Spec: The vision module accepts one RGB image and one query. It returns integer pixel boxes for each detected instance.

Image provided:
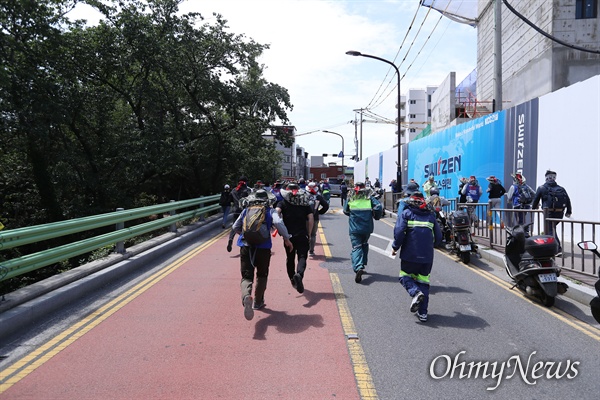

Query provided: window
[428,109,431,117]
[410,128,416,133]
[576,0,597,18]
[320,173,327,179]
[409,114,416,119]
[284,155,291,163]
[428,94,432,102]
[409,100,416,104]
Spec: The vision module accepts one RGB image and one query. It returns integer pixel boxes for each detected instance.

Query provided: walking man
[392,192,442,322]
[343,182,383,283]
[532,170,572,257]
[277,182,314,293]
[231,190,293,320]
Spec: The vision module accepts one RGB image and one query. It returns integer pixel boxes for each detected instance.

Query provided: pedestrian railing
[385,196,598,278]
[0,196,220,284]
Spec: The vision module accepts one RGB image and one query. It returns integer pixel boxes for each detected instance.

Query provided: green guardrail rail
[0,195,220,283]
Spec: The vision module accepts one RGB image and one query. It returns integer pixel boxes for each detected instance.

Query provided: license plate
[459,244,471,252]
[538,273,557,283]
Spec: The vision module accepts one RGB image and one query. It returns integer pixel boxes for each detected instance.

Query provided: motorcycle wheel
[539,291,555,307]
[590,297,600,324]
[459,252,470,264]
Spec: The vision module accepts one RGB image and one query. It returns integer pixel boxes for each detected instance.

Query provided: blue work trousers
[399,260,432,314]
[350,232,370,272]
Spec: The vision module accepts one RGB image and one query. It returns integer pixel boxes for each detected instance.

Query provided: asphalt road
[321,204,600,399]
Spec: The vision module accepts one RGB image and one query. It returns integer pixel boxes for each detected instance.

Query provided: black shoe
[293,273,304,293]
[355,268,365,283]
[226,240,233,253]
[291,278,297,289]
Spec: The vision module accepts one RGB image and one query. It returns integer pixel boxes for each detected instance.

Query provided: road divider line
[320,225,378,399]
[0,231,228,394]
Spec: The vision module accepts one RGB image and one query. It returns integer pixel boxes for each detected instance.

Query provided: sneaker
[410,291,425,313]
[555,251,563,257]
[243,295,254,320]
[355,268,365,284]
[226,240,233,253]
[252,300,266,310]
[416,312,428,322]
[293,273,304,294]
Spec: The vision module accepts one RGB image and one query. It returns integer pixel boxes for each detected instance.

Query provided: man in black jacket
[532,170,572,257]
[276,183,314,293]
[306,182,329,256]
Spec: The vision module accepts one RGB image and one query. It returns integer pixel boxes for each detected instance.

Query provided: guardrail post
[199,196,205,221]
[115,208,125,254]
[169,200,177,232]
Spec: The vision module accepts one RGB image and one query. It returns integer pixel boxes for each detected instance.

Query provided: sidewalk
[1,224,361,399]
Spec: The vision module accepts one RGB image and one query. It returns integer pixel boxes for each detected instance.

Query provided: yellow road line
[437,249,600,341]
[0,230,228,394]
[319,223,378,399]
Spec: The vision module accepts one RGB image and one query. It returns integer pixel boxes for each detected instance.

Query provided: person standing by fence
[506,173,536,234]
[486,176,506,227]
[532,170,572,257]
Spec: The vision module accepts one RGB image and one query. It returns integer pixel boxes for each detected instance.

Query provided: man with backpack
[507,173,535,233]
[532,170,572,257]
[276,182,314,294]
[227,177,251,252]
[232,189,293,320]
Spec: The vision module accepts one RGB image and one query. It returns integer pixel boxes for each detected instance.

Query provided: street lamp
[321,130,345,179]
[346,50,403,192]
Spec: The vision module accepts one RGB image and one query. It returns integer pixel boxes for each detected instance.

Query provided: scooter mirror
[578,241,598,251]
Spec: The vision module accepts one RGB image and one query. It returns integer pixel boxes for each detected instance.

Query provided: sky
[69,0,478,166]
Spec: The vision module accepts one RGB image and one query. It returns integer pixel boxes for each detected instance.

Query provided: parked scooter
[427,191,452,244]
[504,223,568,307]
[447,208,479,263]
[576,241,600,323]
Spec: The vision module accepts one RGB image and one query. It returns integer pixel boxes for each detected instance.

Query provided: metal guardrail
[0,195,219,283]
[384,194,598,279]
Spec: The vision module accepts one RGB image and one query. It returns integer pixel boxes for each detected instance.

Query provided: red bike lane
[1,230,361,399]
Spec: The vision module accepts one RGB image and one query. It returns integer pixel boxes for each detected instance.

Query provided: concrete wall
[477,0,600,108]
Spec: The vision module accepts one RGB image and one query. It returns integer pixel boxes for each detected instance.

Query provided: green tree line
[0,0,293,231]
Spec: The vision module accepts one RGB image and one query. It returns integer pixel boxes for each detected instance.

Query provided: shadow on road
[419,311,490,330]
[252,308,325,340]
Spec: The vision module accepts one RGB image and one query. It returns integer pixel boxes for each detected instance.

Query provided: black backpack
[517,185,533,204]
[546,185,569,210]
[242,205,270,245]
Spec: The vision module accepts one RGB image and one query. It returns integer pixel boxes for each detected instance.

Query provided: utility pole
[353,108,365,161]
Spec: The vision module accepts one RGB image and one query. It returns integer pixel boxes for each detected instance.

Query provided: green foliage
[0,0,293,231]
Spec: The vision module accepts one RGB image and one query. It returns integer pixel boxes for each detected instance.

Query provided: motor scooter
[576,241,600,323]
[504,223,568,307]
[447,208,479,263]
